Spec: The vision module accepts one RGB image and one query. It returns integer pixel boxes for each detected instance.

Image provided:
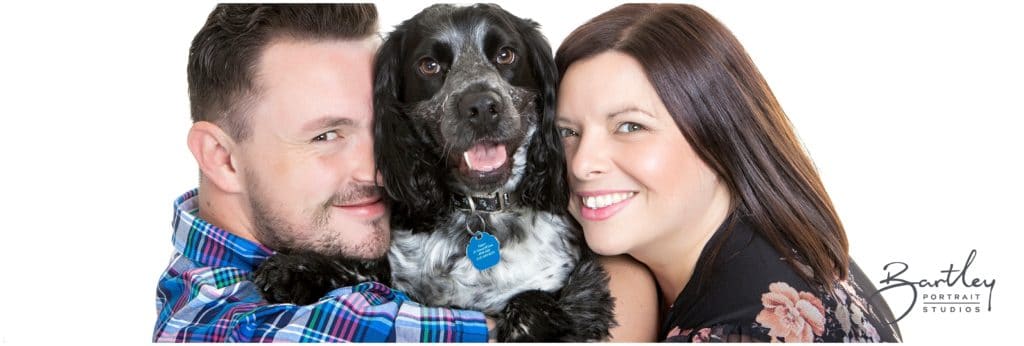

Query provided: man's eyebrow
[608,106,655,119]
[301,116,355,133]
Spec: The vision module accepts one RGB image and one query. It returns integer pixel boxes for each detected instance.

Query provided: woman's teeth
[582,192,635,209]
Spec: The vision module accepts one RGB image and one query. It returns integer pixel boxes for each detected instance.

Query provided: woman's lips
[333,196,385,218]
[576,191,636,221]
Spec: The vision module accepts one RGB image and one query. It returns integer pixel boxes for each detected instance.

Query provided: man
[153,4,489,342]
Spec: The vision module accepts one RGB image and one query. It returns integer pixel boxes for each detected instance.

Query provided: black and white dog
[255,4,614,341]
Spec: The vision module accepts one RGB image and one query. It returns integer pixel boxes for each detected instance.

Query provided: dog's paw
[557,256,617,341]
[495,289,571,342]
[252,253,339,305]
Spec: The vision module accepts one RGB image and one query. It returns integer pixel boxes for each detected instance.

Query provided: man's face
[236,37,388,259]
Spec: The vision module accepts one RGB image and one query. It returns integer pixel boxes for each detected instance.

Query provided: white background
[0,0,1020,344]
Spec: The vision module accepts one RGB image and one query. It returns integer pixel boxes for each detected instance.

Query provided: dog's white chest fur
[389,210,579,314]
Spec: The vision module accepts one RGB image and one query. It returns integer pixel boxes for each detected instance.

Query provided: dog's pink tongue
[464,143,507,172]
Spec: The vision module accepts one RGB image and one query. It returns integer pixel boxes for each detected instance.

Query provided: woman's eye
[615,122,645,133]
[558,127,578,138]
[312,131,339,142]
[495,47,516,65]
[418,57,442,75]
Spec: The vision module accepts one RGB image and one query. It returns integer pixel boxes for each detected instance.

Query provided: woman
[557,4,902,342]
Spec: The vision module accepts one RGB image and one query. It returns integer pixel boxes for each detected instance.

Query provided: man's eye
[558,127,578,138]
[615,122,645,133]
[312,131,339,142]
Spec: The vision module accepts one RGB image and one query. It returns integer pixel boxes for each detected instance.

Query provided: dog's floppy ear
[514,18,569,215]
[374,27,447,226]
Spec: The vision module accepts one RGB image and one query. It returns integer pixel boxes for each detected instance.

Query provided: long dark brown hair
[556,4,849,288]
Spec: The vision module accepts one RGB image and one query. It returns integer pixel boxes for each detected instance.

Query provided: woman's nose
[569,131,611,181]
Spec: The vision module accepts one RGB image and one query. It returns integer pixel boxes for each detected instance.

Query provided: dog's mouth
[454,140,514,189]
[461,141,507,173]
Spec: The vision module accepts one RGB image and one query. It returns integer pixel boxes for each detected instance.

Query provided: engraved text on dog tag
[466,231,501,271]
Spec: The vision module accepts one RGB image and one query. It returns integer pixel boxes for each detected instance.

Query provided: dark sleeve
[662,225,802,342]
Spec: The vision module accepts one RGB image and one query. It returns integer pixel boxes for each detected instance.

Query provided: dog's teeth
[463,151,473,170]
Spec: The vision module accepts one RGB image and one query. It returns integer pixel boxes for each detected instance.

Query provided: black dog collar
[453,191,513,212]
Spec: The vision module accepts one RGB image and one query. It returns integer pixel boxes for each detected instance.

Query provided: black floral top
[662,214,902,342]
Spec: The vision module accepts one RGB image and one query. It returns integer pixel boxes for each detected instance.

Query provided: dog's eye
[495,47,516,65]
[418,58,442,75]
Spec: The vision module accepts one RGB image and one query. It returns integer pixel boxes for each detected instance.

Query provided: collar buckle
[453,191,512,212]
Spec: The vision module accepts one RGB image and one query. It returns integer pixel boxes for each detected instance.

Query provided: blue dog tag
[466,231,501,271]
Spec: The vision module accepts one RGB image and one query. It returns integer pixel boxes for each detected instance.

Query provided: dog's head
[375,4,566,222]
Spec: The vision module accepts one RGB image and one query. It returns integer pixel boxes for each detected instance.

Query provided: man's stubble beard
[244,171,390,260]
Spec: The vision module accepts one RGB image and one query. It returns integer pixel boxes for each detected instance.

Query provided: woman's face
[556,51,727,256]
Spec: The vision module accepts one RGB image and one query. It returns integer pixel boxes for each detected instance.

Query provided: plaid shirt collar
[171,189,275,272]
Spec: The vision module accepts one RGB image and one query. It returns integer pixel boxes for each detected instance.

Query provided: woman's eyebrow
[607,106,655,119]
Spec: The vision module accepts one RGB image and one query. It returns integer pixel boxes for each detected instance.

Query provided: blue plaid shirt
[153,189,489,342]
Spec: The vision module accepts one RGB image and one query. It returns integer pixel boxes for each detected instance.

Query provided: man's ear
[187,121,244,193]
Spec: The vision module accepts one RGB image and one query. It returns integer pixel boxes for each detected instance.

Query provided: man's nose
[458,91,503,125]
[351,134,378,184]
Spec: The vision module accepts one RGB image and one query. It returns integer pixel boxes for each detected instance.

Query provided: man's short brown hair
[187,4,378,140]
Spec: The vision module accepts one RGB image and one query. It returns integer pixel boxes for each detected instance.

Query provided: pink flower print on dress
[755,282,826,342]
[691,327,712,343]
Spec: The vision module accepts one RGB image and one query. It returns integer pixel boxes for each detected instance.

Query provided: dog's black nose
[459,91,502,123]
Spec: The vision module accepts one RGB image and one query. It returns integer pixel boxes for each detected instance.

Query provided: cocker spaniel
[255,4,615,342]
